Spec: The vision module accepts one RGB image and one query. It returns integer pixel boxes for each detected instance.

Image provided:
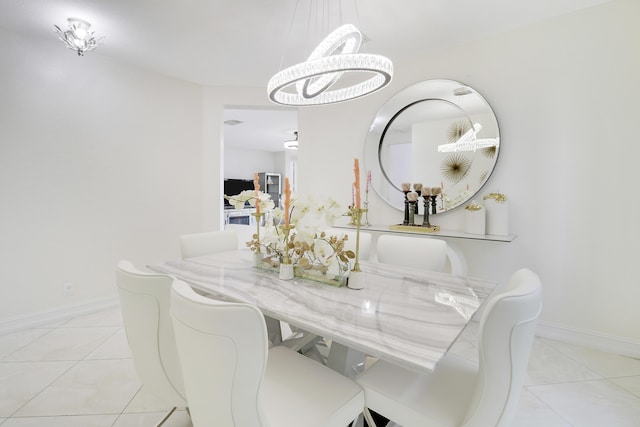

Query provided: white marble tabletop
[150,251,496,373]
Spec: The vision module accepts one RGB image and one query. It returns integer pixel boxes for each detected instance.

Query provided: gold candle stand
[251,212,264,250]
[279,224,294,265]
[352,208,367,273]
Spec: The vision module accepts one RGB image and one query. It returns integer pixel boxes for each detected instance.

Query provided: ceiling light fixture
[54,18,103,56]
[438,123,500,153]
[284,131,299,150]
[268,2,393,106]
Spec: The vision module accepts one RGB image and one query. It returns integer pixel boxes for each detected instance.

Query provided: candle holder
[278,224,294,280]
[408,201,416,225]
[351,208,367,273]
[363,192,371,226]
[422,197,431,227]
[279,224,294,265]
[430,195,438,215]
[402,191,410,225]
[251,212,265,266]
[348,208,367,289]
[348,205,357,225]
[251,212,264,246]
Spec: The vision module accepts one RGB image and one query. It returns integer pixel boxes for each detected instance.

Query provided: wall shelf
[333,224,516,276]
[334,224,516,243]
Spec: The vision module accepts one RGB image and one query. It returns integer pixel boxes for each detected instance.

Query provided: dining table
[149,250,497,378]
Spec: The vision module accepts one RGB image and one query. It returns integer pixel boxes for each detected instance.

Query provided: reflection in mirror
[365,80,500,213]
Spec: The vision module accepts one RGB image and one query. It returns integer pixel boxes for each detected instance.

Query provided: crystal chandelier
[54,18,103,56]
[268,2,393,106]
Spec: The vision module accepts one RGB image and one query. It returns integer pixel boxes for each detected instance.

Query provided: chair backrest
[326,228,372,263]
[179,230,238,259]
[170,280,269,427]
[224,223,263,249]
[376,234,448,272]
[115,260,187,406]
[463,268,542,427]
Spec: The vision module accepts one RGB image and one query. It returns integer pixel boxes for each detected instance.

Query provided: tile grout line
[524,384,576,426]
[2,311,126,422]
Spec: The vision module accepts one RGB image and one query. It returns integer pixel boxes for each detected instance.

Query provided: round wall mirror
[364,79,500,213]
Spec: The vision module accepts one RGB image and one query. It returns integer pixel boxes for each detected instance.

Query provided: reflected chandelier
[54,18,103,56]
[268,4,393,106]
[437,123,500,153]
[284,131,299,150]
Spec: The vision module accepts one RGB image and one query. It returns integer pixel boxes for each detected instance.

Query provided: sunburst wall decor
[481,145,497,158]
[446,120,471,142]
[441,153,472,184]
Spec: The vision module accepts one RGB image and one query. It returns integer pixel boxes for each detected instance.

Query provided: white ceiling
[0,0,611,151]
[223,107,298,152]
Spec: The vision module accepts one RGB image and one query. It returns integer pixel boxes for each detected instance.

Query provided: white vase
[485,198,509,236]
[279,263,294,280]
[464,206,486,235]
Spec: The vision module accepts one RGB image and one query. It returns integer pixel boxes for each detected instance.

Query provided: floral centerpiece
[225,190,274,213]
[248,193,355,286]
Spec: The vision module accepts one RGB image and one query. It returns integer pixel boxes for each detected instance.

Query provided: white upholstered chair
[179,230,238,259]
[356,268,542,427]
[376,234,448,272]
[115,261,188,426]
[224,223,258,249]
[180,228,318,349]
[170,280,365,427]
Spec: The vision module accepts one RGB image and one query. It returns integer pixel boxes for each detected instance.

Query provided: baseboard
[537,320,640,359]
[0,296,120,335]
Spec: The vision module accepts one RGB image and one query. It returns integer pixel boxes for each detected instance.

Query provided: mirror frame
[364,79,500,213]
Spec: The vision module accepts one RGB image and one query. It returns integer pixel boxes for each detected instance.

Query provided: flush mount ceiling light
[267,1,393,106]
[438,123,500,153]
[54,18,103,56]
[284,131,299,150]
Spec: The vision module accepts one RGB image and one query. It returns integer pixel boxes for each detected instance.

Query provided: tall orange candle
[353,158,361,209]
[284,177,291,226]
[253,172,260,214]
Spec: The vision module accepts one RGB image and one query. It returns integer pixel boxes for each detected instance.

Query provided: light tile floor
[1,307,639,426]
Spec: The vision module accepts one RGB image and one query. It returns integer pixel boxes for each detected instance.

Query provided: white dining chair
[224,223,258,249]
[179,230,238,259]
[356,268,542,427]
[376,234,448,272]
[170,279,365,427]
[180,228,319,349]
[115,260,188,426]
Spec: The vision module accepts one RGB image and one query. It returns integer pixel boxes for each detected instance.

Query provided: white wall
[297,0,640,348]
[224,147,276,179]
[0,28,203,320]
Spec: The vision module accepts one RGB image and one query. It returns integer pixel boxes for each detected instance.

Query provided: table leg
[326,342,366,380]
[264,316,282,346]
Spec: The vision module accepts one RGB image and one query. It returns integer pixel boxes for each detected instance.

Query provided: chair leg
[363,408,378,427]
[154,406,177,427]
